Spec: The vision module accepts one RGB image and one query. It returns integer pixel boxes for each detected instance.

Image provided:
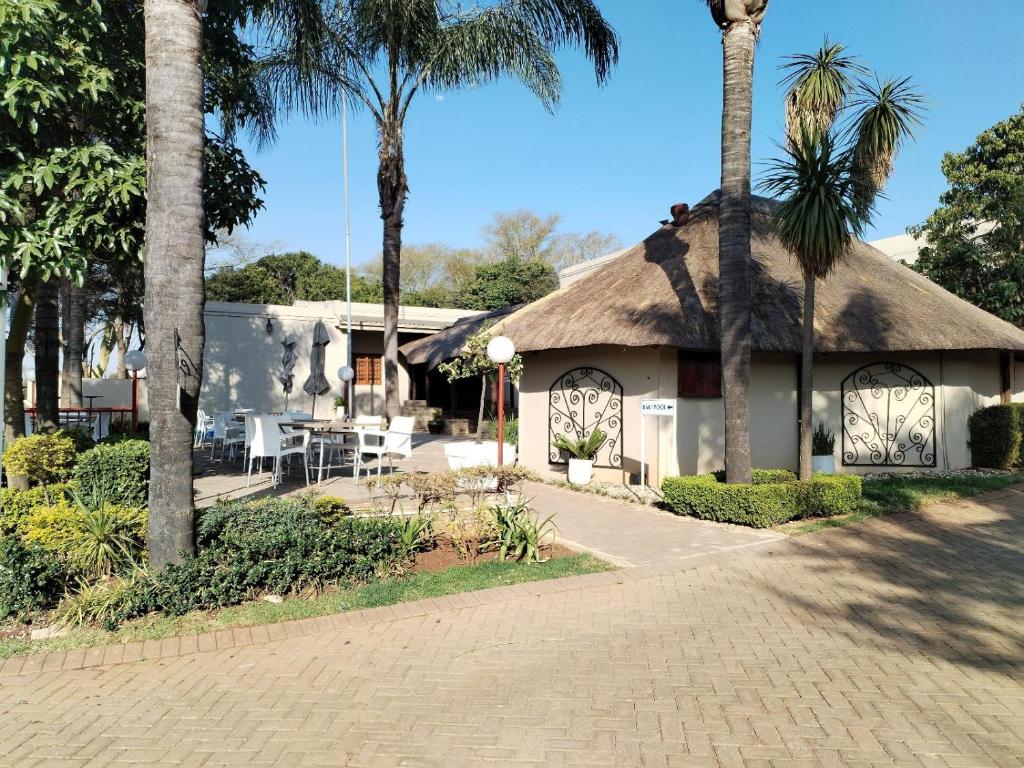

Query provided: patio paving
[192,435,780,568]
[2,485,1022,766]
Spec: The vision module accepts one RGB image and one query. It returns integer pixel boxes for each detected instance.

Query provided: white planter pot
[335,406,346,419]
[443,441,517,470]
[811,454,836,474]
[567,458,594,485]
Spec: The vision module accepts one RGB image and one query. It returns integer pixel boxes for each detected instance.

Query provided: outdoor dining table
[282,419,386,483]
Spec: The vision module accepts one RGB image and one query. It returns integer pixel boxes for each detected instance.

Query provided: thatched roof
[496,192,1024,354]
[399,305,520,368]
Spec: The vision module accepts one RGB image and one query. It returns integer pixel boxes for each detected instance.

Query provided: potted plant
[333,396,346,419]
[552,429,607,485]
[427,408,445,435]
[811,423,836,473]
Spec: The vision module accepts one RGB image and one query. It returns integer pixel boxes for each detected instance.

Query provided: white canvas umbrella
[302,321,331,416]
[279,333,297,410]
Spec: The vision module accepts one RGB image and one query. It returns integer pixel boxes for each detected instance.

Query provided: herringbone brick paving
[1,487,1022,767]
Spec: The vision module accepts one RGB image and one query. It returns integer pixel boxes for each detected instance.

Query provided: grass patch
[778,473,1023,535]
[0,553,613,660]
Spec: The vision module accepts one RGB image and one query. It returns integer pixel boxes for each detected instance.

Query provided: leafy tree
[760,42,924,479]
[455,257,558,310]
[264,0,619,420]
[483,209,622,271]
[704,0,768,484]
[438,322,523,442]
[206,252,381,305]
[911,107,1024,328]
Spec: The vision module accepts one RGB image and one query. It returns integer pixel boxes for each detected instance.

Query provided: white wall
[1014,359,1024,403]
[518,346,1006,482]
[202,304,349,418]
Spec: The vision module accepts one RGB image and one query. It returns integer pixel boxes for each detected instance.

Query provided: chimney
[670,203,690,227]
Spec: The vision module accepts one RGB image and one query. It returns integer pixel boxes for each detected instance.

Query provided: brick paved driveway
[1,486,1022,767]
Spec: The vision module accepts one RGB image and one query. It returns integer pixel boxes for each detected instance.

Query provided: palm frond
[417,4,563,111]
[759,129,869,280]
[847,75,926,192]
[780,39,865,146]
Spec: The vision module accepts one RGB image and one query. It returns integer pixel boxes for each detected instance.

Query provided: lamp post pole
[497,362,505,466]
[130,370,139,433]
[124,350,147,435]
[485,336,515,468]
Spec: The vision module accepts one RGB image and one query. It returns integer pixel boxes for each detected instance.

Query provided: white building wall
[517,346,1006,482]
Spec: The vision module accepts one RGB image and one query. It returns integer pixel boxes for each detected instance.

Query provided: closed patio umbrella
[279,333,297,410]
[302,321,331,416]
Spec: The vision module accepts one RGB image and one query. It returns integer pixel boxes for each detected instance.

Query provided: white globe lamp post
[338,365,355,419]
[124,350,148,432]
[485,336,515,466]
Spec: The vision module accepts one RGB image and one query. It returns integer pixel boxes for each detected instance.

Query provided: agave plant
[552,429,607,461]
[398,513,435,558]
[489,499,555,563]
[66,491,147,579]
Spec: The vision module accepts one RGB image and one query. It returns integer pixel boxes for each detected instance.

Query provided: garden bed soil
[410,540,575,572]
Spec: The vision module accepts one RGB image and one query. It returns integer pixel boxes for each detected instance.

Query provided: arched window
[549,367,623,468]
[841,362,936,467]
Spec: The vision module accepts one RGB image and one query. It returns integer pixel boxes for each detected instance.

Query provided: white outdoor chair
[355,416,414,480]
[194,409,214,448]
[246,415,310,488]
[210,411,244,460]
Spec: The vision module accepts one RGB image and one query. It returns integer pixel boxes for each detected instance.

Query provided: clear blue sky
[230,0,1024,271]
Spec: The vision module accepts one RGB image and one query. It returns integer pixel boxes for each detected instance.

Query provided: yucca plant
[552,429,607,461]
[66,491,147,579]
[760,40,924,480]
[398,513,434,558]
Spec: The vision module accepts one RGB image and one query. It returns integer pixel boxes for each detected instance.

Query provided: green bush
[661,472,863,528]
[710,468,798,484]
[2,432,77,485]
[0,483,75,536]
[0,535,70,620]
[61,427,96,454]
[968,404,1024,469]
[20,496,147,578]
[73,439,150,507]
[117,498,405,620]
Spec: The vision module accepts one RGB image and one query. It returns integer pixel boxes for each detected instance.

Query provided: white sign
[641,399,676,416]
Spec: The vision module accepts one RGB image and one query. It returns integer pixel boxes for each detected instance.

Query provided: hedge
[661,473,863,528]
[968,404,1024,470]
[73,439,150,507]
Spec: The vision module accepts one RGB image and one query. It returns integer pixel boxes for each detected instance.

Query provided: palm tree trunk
[378,121,407,422]
[60,278,86,408]
[798,274,815,480]
[718,19,757,484]
[34,277,61,434]
[5,275,38,463]
[143,0,205,566]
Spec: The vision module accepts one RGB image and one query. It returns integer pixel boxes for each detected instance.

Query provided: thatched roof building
[496,192,1024,354]
[400,305,519,368]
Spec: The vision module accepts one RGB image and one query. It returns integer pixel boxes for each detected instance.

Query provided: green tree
[705,0,768,484]
[761,42,924,479]
[206,252,382,305]
[911,107,1024,328]
[438,322,523,442]
[266,0,619,420]
[455,257,558,310]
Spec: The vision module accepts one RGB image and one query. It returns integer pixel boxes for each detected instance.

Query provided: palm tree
[705,0,768,484]
[142,0,336,567]
[143,0,207,566]
[761,43,924,479]
[265,0,618,420]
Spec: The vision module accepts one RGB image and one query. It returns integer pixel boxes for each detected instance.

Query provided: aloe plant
[811,423,835,455]
[552,429,607,461]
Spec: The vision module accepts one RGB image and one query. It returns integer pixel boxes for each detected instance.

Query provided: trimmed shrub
[710,468,798,484]
[0,535,70,620]
[661,472,863,528]
[803,475,862,517]
[61,427,96,454]
[116,498,405,620]
[0,483,75,536]
[2,433,77,485]
[967,404,1024,470]
[73,439,150,507]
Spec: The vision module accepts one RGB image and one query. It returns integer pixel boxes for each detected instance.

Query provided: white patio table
[283,418,385,483]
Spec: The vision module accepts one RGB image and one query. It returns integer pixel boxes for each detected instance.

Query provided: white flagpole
[342,92,354,419]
